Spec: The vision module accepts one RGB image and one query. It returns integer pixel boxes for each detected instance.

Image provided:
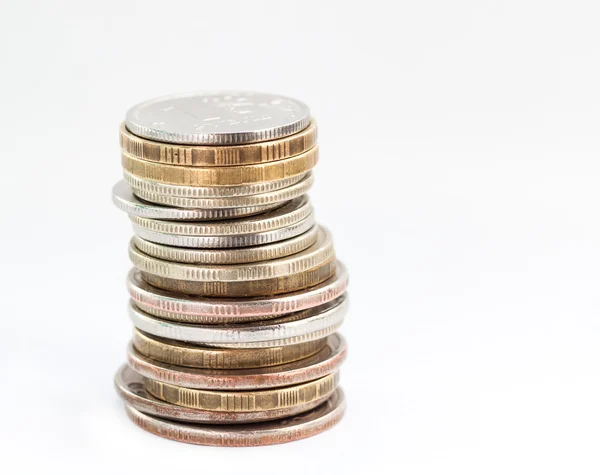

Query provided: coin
[132,328,327,369]
[141,256,335,297]
[146,371,338,411]
[128,295,348,347]
[124,388,345,445]
[112,181,279,220]
[124,171,306,198]
[125,92,311,145]
[126,262,348,323]
[131,172,313,209]
[129,226,334,282]
[131,226,319,264]
[122,145,318,186]
[120,120,317,166]
[127,333,346,390]
[115,365,331,424]
[134,215,315,250]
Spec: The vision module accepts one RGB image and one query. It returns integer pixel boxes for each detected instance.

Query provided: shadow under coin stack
[112,92,349,447]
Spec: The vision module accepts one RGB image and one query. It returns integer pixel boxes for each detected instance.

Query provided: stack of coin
[112,92,349,447]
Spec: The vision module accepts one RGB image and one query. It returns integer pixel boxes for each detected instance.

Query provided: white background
[1,1,599,473]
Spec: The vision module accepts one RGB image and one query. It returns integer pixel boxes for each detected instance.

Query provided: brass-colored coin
[145,371,339,412]
[132,328,327,369]
[131,226,319,264]
[140,257,336,297]
[129,226,334,282]
[120,121,318,167]
[121,146,318,186]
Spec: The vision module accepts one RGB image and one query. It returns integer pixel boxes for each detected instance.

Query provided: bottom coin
[114,365,332,424]
[123,387,345,447]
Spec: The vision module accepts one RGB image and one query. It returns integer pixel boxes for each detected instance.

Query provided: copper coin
[127,333,346,390]
[123,388,346,446]
[132,328,327,369]
[115,365,329,424]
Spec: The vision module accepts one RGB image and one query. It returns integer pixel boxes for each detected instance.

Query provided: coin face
[125,92,311,145]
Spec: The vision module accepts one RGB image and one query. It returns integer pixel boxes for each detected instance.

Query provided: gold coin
[145,371,339,412]
[140,257,336,297]
[121,146,318,186]
[120,121,317,167]
[132,328,327,369]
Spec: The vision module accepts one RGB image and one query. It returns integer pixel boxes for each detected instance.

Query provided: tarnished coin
[120,121,317,167]
[125,92,311,145]
[115,365,331,424]
[141,256,335,297]
[129,226,334,282]
[112,181,279,220]
[128,295,348,347]
[146,371,338,411]
[131,172,313,209]
[124,388,345,445]
[124,171,306,198]
[131,226,319,265]
[127,262,349,323]
[132,328,327,369]
[122,146,318,186]
[127,333,346,390]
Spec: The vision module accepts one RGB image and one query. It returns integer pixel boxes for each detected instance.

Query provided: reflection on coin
[132,172,313,209]
[128,295,348,347]
[127,333,346,390]
[112,181,279,220]
[129,226,333,282]
[132,328,327,369]
[126,262,349,323]
[124,171,306,198]
[146,371,338,411]
[131,226,319,264]
[120,121,317,167]
[125,92,311,145]
[122,146,318,186]
[115,365,330,424]
[124,387,345,445]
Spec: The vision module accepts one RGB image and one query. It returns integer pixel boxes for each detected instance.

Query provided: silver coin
[122,388,346,446]
[132,214,315,249]
[128,295,348,347]
[114,365,330,424]
[126,333,346,389]
[129,226,334,282]
[124,171,306,198]
[112,181,279,220]
[131,172,314,209]
[126,261,349,323]
[125,92,311,145]
[131,226,319,265]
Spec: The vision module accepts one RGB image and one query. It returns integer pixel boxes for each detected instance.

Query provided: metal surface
[124,170,306,198]
[125,92,311,145]
[120,120,317,166]
[115,365,331,424]
[131,226,319,264]
[145,371,338,411]
[121,145,318,186]
[129,226,333,282]
[126,262,349,323]
[112,181,279,220]
[128,295,348,346]
[127,333,346,389]
[132,328,327,369]
[131,172,313,209]
[124,388,345,445]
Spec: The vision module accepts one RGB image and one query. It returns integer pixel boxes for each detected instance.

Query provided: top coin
[125,92,311,145]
